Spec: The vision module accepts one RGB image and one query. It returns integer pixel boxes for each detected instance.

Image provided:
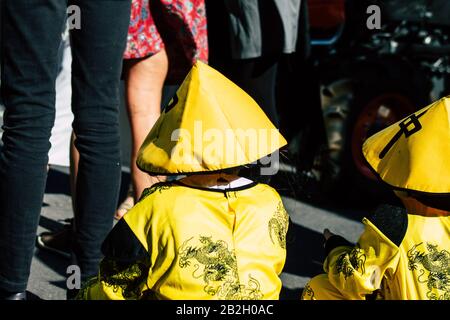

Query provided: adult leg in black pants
[69,0,131,294]
[0,0,131,299]
[227,58,280,128]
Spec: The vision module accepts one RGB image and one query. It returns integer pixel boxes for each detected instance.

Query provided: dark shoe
[26,291,42,300]
[1,291,42,300]
[36,223,72,259]
[0,291,26,300]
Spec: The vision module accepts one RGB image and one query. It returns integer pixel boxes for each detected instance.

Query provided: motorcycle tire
[327,77,429,208]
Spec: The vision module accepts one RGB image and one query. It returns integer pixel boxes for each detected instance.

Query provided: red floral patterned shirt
[124,0,208,83]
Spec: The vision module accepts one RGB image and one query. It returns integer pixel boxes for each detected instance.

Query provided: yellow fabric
[302,214,450,300]
[137,61,287,174]
[362,96,450,193]
[81,182,288,300]
[301,274,350,300]
[78,258,151,300]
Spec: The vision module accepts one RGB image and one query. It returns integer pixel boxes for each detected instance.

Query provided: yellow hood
[137,61,287,175]
[362,96,450,194]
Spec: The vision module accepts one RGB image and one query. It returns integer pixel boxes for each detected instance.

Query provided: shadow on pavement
[280,287,304,300]
[49,280,69,291]
[279,223,324,300]
[284,223,324,279]
[34,249,68,278]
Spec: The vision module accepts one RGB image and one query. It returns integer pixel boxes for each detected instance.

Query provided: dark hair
[411,193,450,211]
[219,167,242,175]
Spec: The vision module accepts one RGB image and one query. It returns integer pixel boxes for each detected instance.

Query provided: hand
[323,228,335,241]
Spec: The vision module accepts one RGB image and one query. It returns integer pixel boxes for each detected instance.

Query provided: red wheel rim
[351,93,416,180]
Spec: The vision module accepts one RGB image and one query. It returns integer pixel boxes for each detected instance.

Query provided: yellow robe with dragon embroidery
[302,212,450,300]
[78,181,288,300]
[302,96,450,300]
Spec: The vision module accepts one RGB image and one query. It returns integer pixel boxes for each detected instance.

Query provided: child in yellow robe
[77,61,289,300]
[302,97,450,300]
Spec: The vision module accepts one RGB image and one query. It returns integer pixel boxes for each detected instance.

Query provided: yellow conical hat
[137,61,287,175]
[362,96,450,194]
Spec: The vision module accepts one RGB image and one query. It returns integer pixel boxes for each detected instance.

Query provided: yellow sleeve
[77,184,170,300]
[324,218,400,299]
[77,258,151,300]
[269,197,289,275]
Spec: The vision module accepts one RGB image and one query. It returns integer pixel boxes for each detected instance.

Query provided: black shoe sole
[36,235,71,259]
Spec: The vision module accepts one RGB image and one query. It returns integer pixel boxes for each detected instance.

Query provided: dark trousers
[227,58,280,127]
[0,0,131,292]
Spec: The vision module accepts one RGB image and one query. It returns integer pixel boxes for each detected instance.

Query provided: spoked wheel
[330,79,428,207]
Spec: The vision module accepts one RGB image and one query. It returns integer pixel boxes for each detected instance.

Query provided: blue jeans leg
[0,0,67,292]
[69,0,131,282]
